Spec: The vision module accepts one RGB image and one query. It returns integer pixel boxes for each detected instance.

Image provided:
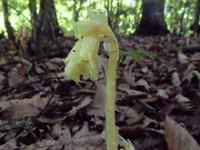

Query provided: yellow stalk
[64,10,135,150]
[105,50,119,150]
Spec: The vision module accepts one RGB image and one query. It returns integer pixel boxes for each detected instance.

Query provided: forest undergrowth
[0,35,200,150]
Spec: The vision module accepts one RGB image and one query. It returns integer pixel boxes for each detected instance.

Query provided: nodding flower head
[64,10,118,83]
[64,36,99,83]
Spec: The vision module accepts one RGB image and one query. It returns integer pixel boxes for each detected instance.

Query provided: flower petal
[88,9,108,25]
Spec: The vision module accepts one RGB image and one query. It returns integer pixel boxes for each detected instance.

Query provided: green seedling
[64,10,135,150]
[175,47,183,53]
[120,49,155,64]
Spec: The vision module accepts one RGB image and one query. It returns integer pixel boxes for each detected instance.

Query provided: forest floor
[0,35,200,150]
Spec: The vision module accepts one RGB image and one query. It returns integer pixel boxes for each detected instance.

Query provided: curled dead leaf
[164,116,200,150]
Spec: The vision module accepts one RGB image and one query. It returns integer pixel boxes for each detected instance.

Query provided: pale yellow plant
[64,10,135,150]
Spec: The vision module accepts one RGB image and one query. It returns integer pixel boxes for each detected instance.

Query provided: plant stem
[105,49,119,150]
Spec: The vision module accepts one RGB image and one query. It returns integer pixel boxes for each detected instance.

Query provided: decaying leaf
[0,72,6,90]
[164,116,200,150]
[136,79,150,92]
[67,97,93,116]
[175,94,190,103]
[182,70,200,90]
[2,104,40,119]
[178,52,189,64]
[0,139,17,150]
[172,72,181,87]
[0,93,49,119]
[7,67,26,87]
[157,89,169,99]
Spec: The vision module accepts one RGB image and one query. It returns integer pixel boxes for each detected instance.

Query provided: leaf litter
[0,35,200,149]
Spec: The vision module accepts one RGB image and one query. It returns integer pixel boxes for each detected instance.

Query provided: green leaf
[176,47,183,53]
[119,50,128,58]
[119,50,142,64]
[87,9,108,25]
[131,51,143,64]
[136,49,155,60]
[119,49,155,64]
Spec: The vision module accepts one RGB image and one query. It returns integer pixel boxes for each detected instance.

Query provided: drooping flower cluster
[64,11,115,83]
[64,10,135,150]
[64,36,100,82]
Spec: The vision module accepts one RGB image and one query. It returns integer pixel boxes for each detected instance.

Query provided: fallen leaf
[33,62,45,74]
[123,65,136,87]
[52,123,72,146]
[140,95,160,103]
[164,116,200,150]
[136,79,150,92]
[0,93,49,119]
[67,97,93,116]
[118,84,147,98]
[118,106,143,125]
[178,52,189,64]
[0,139,17,150]
[7,68,25,87]
[157,89,169,99]
[45,61,57,71]
[2,104,40,119]
[172,72,181,87]
[0,72,6,90]
[175,94,190,103]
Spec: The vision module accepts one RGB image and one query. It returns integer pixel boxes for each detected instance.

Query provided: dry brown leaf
[67,97,93,116]
[2,104,40,119]
[73,134,105,150]
[0,139,17,150]
[0,72,6,90]
[143,116,159,127]
[25,138,63,150]
[37,116,66,124]
[191,53,200,62]
[34,63,45,74]
[0,93,49,119]
[141,66,149,73]
[52,123,72,147]
[136,79,150,92]
[72,123,105,150]
[157,89,169,99]
[0,92,49,111]
[118,84,147,97]
[118,106,143,125]
[175,94,190,103]
[172,72,181,87]
[140,95,160,103]
[7,68,25,87]
[45,61,57,71]
[164,116,200,150]
[31,93,49,109]
[123,65,136,87]
[178,52,189,64]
